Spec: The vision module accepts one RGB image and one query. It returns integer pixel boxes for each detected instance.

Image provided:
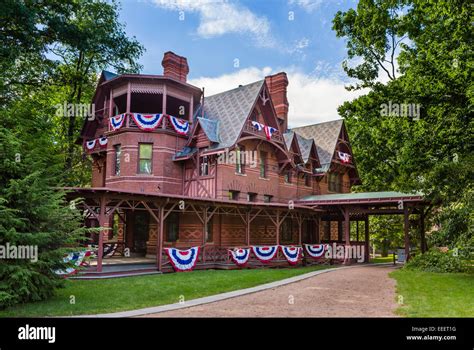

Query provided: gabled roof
[292,119,343,166]
[196,117,220,143]
[195,80,265,150]
[294,133,315,164]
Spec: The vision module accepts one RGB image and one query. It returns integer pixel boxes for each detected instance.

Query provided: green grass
[0,265,331,317]
[370,254,396,264]
[390,269,474,317]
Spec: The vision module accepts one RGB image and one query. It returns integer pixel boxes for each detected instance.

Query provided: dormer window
[200,156,209,176]
[284,171,292,183]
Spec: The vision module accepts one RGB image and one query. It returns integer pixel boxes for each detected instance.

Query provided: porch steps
[73,263,160,280]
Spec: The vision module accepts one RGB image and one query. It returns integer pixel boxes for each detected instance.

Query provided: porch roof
[297,191,425,205]
[63,187,319,211]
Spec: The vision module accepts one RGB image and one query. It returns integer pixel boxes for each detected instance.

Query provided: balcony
[242,120,284,143]
[105,112,191,137]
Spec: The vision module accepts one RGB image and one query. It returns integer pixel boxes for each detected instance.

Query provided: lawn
[390,269,474,317]
[0,265,331,317]
[370,254,396,264]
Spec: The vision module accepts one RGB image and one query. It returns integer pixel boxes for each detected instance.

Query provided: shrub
[405,249,468,273]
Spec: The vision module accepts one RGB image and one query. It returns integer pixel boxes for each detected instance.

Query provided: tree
[333,0,473,253]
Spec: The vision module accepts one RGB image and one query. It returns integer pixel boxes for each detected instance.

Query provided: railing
[242,120,284,143]
[106,112,190,135]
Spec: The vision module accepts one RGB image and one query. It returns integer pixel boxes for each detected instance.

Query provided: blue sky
[118,0,365,126]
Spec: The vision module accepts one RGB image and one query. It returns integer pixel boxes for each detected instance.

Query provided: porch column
[420,209,426,253]
[404,205,410,261]
[157,205,164,271]
[364,215,370,263]
[298,214,302,246]
[246,210,250,246]
[356,220,359,241]
[162,84,167,130]
[315,216,321,243]
[276,210,280,246]
[126,82,131,115]
[343,207,351,265]
[202,206,208,246]
[97,195,107,272]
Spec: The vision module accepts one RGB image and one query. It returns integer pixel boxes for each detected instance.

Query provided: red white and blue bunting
[251,121,264,131]
[251,245,279,263]
[165,246,200,272]
[168,115,190,135]
[55,250,92,276]
[281,245,302,265]
[98,136,108,148]
[84,137,107,152]
[228,248,250,266]
[85,139,96,151]
[337,151,351,163]
[132,113,164,131]
[109,113,126,131]
[264,125,277,140]
[304,244,328,259]
[102,243,118,258]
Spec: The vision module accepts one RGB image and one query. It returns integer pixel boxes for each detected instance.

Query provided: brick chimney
[161,51,189,83]
[265,72,289,130]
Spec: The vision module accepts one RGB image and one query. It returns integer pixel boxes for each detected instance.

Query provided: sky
[118,0,366,127]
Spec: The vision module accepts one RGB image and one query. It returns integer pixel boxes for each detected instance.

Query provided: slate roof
[294,133,314,164]
[197,117,220,143]
[292,119,343,166]
[196,80,264,150]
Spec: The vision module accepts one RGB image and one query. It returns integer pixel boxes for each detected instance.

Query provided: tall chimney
[265,72,289,131]
[162,51,189,83]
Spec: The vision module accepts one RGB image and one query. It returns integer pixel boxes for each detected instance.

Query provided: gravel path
[144,265,400,317]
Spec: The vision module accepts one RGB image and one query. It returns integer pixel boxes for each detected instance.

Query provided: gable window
[247,192,257,202]
[284,171,292,184]
[259,151,267,178]
[304,173,311,187]
[114,144,121,176]
[263,194,272,203]
[235,146,245,174]
[166,212,179,242]
[138,143,152,174]
[328,173,341,192]
[229,190,240,201]
[200,156,209,176]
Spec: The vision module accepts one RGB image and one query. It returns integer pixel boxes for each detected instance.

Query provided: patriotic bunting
[109,113,126,131]
[337,151,351,163]
[281,245,302,265]
[168,115,190,135]
[102,243,118,258]
[229,248,251,266]
[132,113,164,131]
[55,250,92,276]
[251,245,279,263]
[165,246,200,272]
[85,139,96,150]
[264,125,277,140]
[251,121,264,131]
[304,244,328,259]
[98,136,108,148]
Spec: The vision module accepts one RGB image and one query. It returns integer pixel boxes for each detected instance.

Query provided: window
[138,143,152,174]
[323,221,331,241]
[229,190,240,201]
[114,144,121,176]
[281,218,293,242]
[259,151,267,178]
[206,217,213,242]
[284,171,292,183]
[200,156,209,176]
[235,146,245,174]
[304,173,311,187]
[166,212,179,242]
[263,194,272,203]
[328,173,341,192]
[247,192,257,202]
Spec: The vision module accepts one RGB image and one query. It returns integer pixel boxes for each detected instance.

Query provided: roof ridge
[205,79,264,99]
[292,118,343,129]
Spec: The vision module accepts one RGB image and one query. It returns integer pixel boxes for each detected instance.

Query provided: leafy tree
[333,0,473,254]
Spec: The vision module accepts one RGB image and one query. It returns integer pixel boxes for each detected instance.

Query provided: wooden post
[404,205,410,261]
[364,215,369,263]
[157,205,164,271]
[356,220,359,241]
[315,216,321,243]
[276,210,280,246]
[97,195,107,272]
[343,207,351,265]
[162,84,167,130]
[126,82,131,115]
[420,209,426,253]
[298,214,302,246]
[246,210,250,246]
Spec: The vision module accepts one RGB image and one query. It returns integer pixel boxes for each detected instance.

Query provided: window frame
[138,143,153,175]
[114,144,121,176]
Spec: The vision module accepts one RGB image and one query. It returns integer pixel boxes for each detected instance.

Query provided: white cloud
[189,66,367,127]
[288,0,323,13]
[153,0,274,47]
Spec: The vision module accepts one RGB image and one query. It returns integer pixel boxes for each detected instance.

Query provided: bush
[405,249,468,273]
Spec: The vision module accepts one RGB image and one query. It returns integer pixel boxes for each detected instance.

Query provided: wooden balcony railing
[106,112,190,136]
[242,120,284,143]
